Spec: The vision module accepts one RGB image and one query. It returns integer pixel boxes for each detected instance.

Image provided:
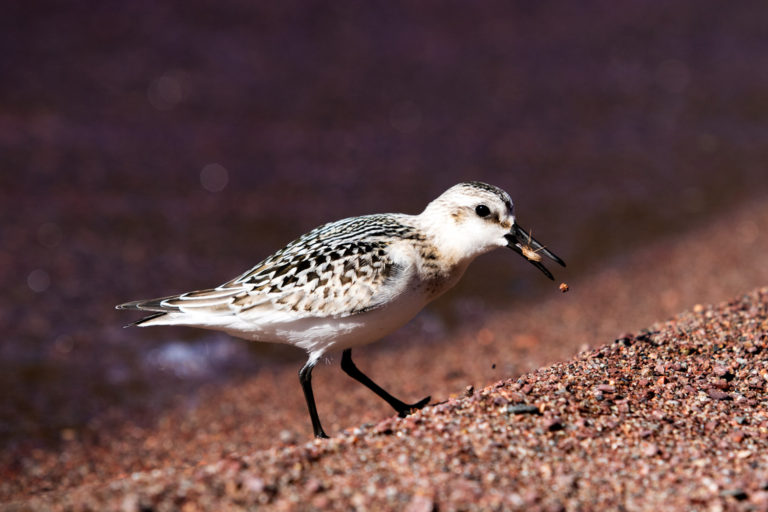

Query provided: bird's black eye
[475,204,491,218]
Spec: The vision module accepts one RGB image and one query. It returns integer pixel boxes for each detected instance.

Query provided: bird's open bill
[505,223,566,280]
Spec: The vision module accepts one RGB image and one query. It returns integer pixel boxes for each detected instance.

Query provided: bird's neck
[410,236,476,300]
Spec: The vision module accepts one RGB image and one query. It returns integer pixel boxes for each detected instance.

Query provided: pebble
[405,495,434,512]
[707,389,732,401]
[545,417,564,432]
[719,489,748,501]
[506,404,541,415]
[596,384,615,394]
[642,443,660,457]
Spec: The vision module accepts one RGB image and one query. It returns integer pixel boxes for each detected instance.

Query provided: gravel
[5,283,768,510]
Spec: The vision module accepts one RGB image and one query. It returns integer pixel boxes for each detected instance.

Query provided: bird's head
[421,181,565,279]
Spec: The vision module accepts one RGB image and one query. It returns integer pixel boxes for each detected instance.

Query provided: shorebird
[117,182,565,438]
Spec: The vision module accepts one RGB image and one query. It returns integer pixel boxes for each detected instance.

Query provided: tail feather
[116,294,183,313]
[116,286,249,328]
[123,312,167,327]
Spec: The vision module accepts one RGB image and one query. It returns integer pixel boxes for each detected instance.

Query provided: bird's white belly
[220,285,431,361]
[203,257,472,362]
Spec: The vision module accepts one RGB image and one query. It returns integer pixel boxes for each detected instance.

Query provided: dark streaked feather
[116,214,425,320]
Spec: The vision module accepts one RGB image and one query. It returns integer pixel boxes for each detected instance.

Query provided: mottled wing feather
[120,214,418,320]
[229,240,400,317]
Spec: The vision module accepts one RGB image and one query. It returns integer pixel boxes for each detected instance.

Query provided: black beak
[504,223,566,281]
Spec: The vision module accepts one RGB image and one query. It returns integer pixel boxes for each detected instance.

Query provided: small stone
[508,392,526,403]
[120,493,139,512]
[730,431,747,443]
[642,443,660,457]
[707,389,732,401]
[405,494,434,512]
[373,421,394,435]
[507,404,541,415]
[279,430,296,443]
[545,417,564,432]
[305,478,324,494]
[243,476,265,493]
[720,489,748,501]
[312,496,331,508]
[597,384,615,394]
[493,396,509,406]
[750,491,768,506]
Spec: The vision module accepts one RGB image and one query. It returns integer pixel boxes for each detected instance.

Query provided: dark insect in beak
[504,223,566,280]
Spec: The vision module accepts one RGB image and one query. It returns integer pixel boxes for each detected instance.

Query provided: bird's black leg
[299,359,329,439]
[341,349,430,418]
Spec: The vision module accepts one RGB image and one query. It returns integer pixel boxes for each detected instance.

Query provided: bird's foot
[396,395,431,418]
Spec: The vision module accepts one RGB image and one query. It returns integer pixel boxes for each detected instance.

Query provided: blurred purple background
[2,1,768,450]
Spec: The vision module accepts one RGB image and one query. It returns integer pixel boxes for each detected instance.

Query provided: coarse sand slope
[3,199,768,511]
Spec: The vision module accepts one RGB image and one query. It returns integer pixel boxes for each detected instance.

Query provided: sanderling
[117,181,565,438]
